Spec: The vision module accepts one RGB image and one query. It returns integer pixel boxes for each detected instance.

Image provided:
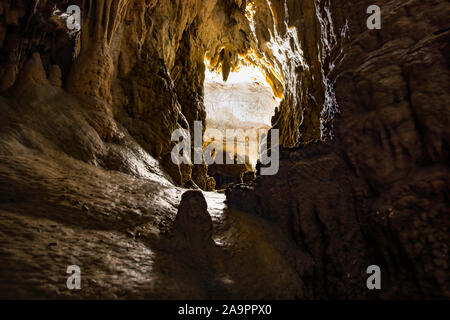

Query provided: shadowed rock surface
[173,190,214,250]
[0,0,448,299]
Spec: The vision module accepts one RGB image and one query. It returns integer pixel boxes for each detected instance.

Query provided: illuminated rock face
[204,65,280,131]
[204,64,280,166]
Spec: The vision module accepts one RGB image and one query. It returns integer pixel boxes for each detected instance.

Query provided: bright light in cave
[204,62,281,167]
[205,64,265,85]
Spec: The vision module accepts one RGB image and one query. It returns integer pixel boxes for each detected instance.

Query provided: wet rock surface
[0,0,448,300]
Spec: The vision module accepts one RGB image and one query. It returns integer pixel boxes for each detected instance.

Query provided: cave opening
[203,59,282,189]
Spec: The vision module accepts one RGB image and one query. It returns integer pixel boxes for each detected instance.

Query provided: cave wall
[0,0,303,188]
[0,0,254,188]
[0,0,78,92]
[228,0,449,299]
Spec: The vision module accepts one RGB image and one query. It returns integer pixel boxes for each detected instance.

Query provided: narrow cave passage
[203,61,281,189]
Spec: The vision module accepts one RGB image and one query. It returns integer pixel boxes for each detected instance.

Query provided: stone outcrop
[173,190,214,250]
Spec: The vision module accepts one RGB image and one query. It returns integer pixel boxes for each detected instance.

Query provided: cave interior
[0,0,448,299]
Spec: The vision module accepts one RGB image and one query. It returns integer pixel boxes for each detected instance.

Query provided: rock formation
[0,0,448,299]
[173,190,214,250]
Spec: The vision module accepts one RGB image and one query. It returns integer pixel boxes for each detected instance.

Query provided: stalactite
[67,0,131,103]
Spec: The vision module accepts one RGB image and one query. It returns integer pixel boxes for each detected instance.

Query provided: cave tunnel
[203,58,282,189]
[0,0,448,303]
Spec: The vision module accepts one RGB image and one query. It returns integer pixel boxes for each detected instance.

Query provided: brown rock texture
[227,0,449,299]
[0,0,448,300]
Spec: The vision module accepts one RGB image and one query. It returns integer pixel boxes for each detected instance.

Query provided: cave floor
[0,145,303,299]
